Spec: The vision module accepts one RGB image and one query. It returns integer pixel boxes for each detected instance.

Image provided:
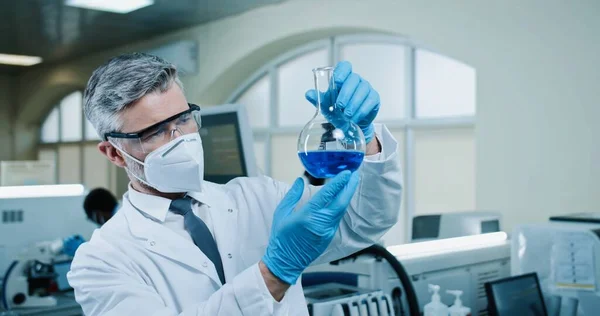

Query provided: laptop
[485,273,548,316]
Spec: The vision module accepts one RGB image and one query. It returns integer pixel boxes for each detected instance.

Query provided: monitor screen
[200,112,247,184]
[486,273,547,316]
[412,215,441,240]
[481,219,500,233]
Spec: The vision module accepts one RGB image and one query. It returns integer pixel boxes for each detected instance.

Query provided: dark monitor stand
[485,273,548,316]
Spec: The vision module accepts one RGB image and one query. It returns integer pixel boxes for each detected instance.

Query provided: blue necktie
[169,197,226,285]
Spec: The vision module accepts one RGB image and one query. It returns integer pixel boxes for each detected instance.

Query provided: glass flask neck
[312,66,338,118]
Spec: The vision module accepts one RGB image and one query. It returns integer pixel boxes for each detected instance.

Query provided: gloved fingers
[304,170,352,212]
[336,73,361,112]
[333,61,352,85]
[345,80,371,119]
[352,89,380,126]
[276,178,304,217]
[328,171,360,212]
[305,89,336,108]
[305,89,318,106]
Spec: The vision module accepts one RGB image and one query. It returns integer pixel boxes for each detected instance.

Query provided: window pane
[416,50,476,118]
[236,75,270,128]
[38,148,57,163]
[253,138,267,176]
[277,49,328,127]
[58,144,81,184]
[271,133,304,183]
[85,118,100,140]
[339,43,407,121]
[381,129,407,246]
[41,107,59,143]
[83,144,109,189]
[60,91,83,141]
[414,127,475,215]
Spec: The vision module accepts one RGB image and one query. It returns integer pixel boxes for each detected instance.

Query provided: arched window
[38,91,113,192]
[227,34,476,244]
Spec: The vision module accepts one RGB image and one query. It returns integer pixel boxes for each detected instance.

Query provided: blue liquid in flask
[299,150,365,178]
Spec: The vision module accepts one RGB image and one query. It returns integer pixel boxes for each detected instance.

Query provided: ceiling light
[65,0,154,14]
[0,54,42,66]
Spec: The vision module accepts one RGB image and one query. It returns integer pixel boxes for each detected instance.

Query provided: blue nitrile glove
[262,170,360,284]
[63,234,85,257]
[305,61,381,143]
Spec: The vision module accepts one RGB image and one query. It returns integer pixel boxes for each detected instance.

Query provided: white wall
[15,0,600,232]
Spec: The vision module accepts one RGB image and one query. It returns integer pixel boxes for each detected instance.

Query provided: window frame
[38,90,113,191]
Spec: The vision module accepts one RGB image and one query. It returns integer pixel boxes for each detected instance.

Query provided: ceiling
[0,0,283,74]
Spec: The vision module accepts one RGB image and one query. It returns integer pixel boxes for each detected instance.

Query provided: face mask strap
[109,140,146,166]
[109,140,158,190]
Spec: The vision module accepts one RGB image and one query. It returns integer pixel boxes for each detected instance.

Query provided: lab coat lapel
[122,194,223,286]
[188,183,239,282]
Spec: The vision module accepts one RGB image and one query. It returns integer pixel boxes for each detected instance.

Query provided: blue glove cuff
[262,250,299,285]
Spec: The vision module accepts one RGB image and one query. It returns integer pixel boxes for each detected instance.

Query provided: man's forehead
[120,86,188,133]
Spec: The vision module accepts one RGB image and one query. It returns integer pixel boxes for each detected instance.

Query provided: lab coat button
[149,241,156,246]
[228,209,233,213]
[227,253,232,259]
[202,262,208,267]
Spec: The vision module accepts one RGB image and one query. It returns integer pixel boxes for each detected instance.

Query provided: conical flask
[297,66,366,178]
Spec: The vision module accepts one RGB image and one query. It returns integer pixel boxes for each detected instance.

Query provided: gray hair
[83,52,183,139]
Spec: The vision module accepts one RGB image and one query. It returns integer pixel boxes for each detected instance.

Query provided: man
[67,53,402,315]
[63,188,119,257]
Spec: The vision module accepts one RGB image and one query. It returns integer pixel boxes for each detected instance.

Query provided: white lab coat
[67,124,402,316]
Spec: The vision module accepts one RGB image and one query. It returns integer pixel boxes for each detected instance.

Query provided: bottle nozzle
[428,284,440,293]
[447,290,463,306]
[428,284,441,302]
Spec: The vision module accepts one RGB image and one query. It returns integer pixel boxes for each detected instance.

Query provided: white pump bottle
[424,284,449,316]
[447,290,471,316]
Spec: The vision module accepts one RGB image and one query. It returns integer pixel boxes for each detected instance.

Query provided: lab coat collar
[122,190,224,286]
[126,182,219,223]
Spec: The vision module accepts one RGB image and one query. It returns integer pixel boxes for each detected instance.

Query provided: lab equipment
[447,290,471,316]
[304,61,380,144]
[199,103,257,183]
[512,220,600,316]
[263,171,359,284]
[484,273,548,316]
[0,161,55,186]
[307,232,510,315]
[412,210,502,242]
[304,282,394,316]
[423,284,449,316]
[62,235,85,257]
[0,186,97,277]
[298,66,366,178]
[1,240,67,309]
[549,212,600,224]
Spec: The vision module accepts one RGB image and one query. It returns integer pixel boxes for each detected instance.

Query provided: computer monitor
[199,104,257,184]
[412,211,502,242]
[485,273,548,316]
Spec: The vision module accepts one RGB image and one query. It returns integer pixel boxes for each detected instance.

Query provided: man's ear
[99,141,126,168]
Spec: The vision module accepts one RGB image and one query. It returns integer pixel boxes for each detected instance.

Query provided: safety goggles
[105,103,202,154]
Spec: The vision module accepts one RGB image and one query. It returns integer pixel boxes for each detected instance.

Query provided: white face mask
[113,133,205,193]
